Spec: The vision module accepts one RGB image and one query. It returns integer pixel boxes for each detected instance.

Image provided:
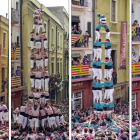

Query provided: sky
[0,0,8,18]
[38,0,69,13]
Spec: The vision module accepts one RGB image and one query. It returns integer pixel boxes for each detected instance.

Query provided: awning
[72,53,81,58]
[72,16,80,23]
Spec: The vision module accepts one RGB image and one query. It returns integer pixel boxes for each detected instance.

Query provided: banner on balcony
[11,76,21,87]
[11,48,20,59]
[51,90,55,102]
[72,65,89,77]
[132,62,140,75]
[71,34,81,44]
[120,21,127,68]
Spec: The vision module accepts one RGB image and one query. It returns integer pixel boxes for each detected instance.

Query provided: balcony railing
[11,8,20,23]
[71,34,89,48]
[72,0,89,7]
[11,76,21,88]
[72,65,89,77]
[132,26,140,42]
[11,47,20,60]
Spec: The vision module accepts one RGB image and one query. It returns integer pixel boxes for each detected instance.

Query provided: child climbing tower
[92,12,114,118]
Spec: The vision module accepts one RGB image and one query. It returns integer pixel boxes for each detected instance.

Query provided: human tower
[13,8,67,132]
[92,12,114,118]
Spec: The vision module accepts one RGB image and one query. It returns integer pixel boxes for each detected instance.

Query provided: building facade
[95,0,129,103]
[22,0,65,104]
[71,0,93,110]
[132,0,140,110]
[47,6,69,100]
[0,16,9,106]
[11,0,26,111]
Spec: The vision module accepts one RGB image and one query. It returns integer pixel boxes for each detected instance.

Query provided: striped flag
[71,34,80,44]
[132,62,140,75]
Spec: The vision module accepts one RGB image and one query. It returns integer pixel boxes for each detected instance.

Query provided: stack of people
[92,13,114,119]
[12,8,67,134]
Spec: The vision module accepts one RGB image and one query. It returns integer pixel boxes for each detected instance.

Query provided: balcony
[71,0,89,11]
[71,34,89,49]
[49,75,62,90]
[72,65,90,78]
[11,8,20,24]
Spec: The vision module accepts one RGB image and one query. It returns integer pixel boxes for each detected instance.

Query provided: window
[111,0,117,22]
[58,32,59,46]
[60,35,62,47]
[87,22,91,37]
[51,63,54,73]
[132,94,136,109]
[2,68,5,92]
[71,92,82,110]
[17,36,19,46]
[3,32,6,48]
[0,96,5,103]
[52,28,54,44]
[16,2,18,10]
[44,23,46,32]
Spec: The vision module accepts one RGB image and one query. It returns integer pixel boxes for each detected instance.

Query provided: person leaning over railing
[132,53,137,63]
[83,55,89,65]
[82,31,89,48]
[11,68,16,77]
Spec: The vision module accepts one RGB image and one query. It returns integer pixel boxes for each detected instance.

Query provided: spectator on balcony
[132,20,139,26]
[2,80,6,92]
[83,55,89,65]
[79,56,83,65]
[132,53,137,63]
[11,68,16,77]
[16,66,23,76]
[77,26,82,34]
[71,26,74,34]
[72,58,77,66]
[138,56,140,62]
[82,31,89,47]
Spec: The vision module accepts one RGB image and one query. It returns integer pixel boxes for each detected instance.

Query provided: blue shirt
[73,115,80,120]
[108,103,114,109]
[104,25,109,31]
[93,61,97,66]
[103,82,109,87]
[107,81,113,87]
[97,82,104,88]
[107,41,112,47]
[93,103,97,109]
[108,62,113,66]
[96,61,103,67]
[94,42,106,47]
[93,81,98,88]
[96,24,103,30]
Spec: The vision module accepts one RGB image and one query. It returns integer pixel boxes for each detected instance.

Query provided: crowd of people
[132,108,140,139]
[11,99,69,140]
[72,103,129,140]
[72,55,89,66]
